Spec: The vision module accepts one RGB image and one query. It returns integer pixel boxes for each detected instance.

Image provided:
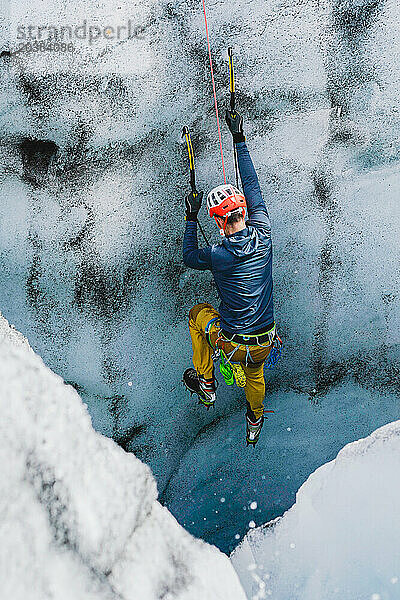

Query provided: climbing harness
[220,323,277,348]
[205,318,244,385]
[204,316,283,388]
[228,47,240,189]
[182,126,210,245]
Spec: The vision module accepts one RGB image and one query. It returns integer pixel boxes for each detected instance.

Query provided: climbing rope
[201,0,226,184]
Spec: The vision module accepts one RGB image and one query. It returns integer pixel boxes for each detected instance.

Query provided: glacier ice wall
[231,419,400,600]
[1,0,400,552]
[0,311,246,600]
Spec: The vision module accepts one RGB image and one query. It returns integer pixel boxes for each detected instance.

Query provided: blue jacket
[183,141,273,335]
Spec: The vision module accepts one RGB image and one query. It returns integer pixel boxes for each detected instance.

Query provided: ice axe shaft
[182,126,196,193]
[228,47,235,112]
[182,126,210,245]
[228,48,239,189]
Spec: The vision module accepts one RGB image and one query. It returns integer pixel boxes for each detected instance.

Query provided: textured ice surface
[232,420,400,600]
[162,383,400,552]
[1,0,400,552]
[0,312,246,600]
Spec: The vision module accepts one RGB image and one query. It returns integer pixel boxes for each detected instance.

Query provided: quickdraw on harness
[265,334,283,369]
[219,351,247,388]
[205,317,283,389]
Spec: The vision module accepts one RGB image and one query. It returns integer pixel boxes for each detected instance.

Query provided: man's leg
[188,303,216,380]
[184,303,219,405]
[241,362,265,420]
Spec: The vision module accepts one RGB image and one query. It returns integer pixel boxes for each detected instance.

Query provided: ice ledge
[0,312,245,600]
[232,415,400,600]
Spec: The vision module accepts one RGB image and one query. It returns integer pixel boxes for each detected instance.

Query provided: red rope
[201,0,226,184]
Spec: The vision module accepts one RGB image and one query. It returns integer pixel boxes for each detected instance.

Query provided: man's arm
[225,110,270,230]
[235,141,270,230]
[183,221,212,270]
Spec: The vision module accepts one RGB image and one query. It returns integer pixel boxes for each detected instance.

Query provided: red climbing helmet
[206,184,246,234]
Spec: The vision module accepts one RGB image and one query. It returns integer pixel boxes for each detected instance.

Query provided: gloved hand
[225,110,245,143]
[185,190,203,222]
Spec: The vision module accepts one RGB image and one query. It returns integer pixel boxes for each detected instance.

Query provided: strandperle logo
[16,20,145,46]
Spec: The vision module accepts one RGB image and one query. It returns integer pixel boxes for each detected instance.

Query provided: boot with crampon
[246,404,264,447]
[183,368,217,409]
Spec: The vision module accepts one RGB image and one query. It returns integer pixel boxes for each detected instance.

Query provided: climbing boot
[183,368,217,409]
[246,411,264,447]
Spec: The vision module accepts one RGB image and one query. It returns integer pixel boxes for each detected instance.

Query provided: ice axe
[182,126,210,245]
[228,47,240,190]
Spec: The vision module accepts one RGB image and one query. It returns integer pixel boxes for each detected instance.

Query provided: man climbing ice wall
[182,110,281,446]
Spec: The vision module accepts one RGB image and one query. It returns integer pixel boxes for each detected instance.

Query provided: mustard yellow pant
[188,303,272,420]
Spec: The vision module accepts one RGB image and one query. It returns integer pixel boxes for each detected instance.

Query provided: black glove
[185,190,203,222]
[225,110,245,143]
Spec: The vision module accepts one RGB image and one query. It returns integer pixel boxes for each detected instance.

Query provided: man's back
[211,221,273,334]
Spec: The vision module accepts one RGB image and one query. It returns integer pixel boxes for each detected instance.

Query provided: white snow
[232,421,400,600]
[0,312,246,600]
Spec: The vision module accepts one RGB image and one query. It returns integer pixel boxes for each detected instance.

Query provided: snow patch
[0,313,245,600]
[232,421,400,600]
